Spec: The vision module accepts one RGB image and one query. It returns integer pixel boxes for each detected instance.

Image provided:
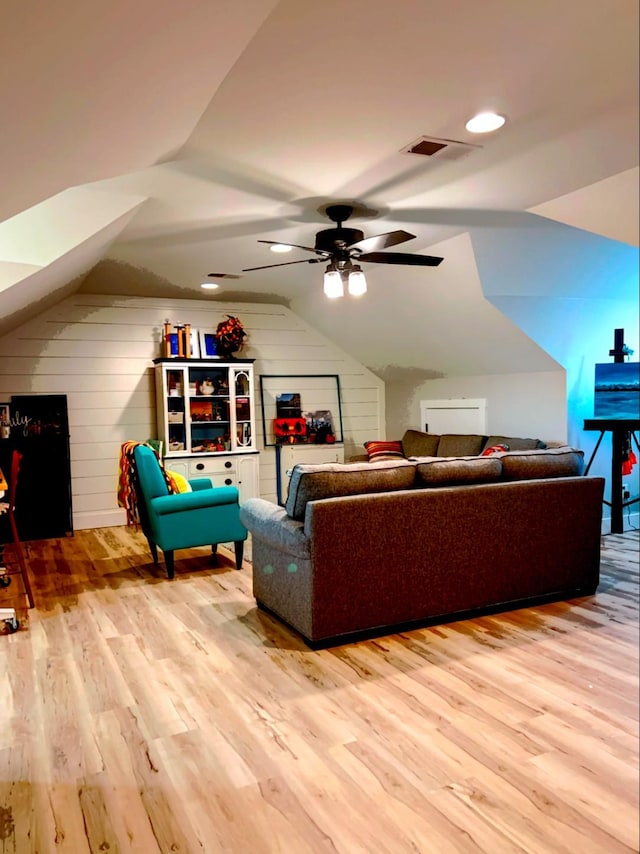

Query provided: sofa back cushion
[401,429,441,458]
[415,455,503,487]
[482,435,546,452]
[496,447,585,480]
[437,434,487,457]
[285,459,416,521]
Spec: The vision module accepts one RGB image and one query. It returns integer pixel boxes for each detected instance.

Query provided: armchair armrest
[152,485,239,516]
[240,498,310,559]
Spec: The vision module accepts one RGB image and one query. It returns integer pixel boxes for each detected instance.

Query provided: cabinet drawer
[187,456,236,477]
[201,471,238,489]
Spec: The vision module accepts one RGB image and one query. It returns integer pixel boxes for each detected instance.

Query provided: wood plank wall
[0,295,384,529]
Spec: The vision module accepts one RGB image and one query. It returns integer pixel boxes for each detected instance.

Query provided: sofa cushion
[285,459,416,521]
[364,439,405,462]
[437,434,487,457]
[496,447,584,480]
[401,429,441,458]
[483,435,546,452]
[414,455,503,487]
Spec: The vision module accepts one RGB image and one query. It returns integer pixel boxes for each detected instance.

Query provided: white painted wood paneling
[0,294,384,528]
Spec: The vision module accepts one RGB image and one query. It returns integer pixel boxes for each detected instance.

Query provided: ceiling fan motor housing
[315,227,364,253]
[243,200,444,271]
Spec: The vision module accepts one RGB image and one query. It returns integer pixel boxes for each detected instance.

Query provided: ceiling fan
[242,204,444,297]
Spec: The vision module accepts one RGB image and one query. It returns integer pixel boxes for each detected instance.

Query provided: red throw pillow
[481,443,510,456]
[364,439,405,462]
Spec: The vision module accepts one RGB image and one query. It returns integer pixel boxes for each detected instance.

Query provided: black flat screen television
[594,362,640,419]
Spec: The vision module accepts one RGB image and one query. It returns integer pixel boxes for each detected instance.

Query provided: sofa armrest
[152,485,239,516]
[240,498,311,559]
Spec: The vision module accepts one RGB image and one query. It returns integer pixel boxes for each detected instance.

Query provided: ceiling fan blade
[258,240,330,257]
[359,251,444,267]
[242,258,325,272]
[388,208,535,228]
[348,230,415,253]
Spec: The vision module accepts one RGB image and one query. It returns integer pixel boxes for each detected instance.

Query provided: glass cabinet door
[165,367,187,453]
[233,368,253,450]
[188,366,231,453]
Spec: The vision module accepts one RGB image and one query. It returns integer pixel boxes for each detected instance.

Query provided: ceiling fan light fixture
[323,266,344,298]
[269,243,293,253]
[200,282,220,290]
[347,266,367,296]
[465,111,506,134]
[245,203,445,281]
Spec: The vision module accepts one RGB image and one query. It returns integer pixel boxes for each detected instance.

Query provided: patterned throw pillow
[364,439,405,462]
[483,436,546,451]
[481,443,510,456]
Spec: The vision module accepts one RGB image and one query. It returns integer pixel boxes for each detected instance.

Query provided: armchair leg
[211,543,218,565]
[146,538,158,564]
[164,550,175,580]
[234,540,244,570]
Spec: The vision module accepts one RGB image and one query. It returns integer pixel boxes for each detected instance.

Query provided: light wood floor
[0,527,638,853]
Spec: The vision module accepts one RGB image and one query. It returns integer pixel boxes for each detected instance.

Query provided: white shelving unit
[154,358,259,503]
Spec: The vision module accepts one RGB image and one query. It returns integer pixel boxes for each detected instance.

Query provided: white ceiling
[1,0,638,375]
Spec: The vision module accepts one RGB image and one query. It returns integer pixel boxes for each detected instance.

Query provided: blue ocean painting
[594,362,640,419]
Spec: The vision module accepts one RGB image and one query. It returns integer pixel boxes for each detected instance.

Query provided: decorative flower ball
[214,315,246,355]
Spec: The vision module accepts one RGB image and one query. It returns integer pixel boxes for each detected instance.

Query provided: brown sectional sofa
[402,429,548,458]
[239,447,604,647]
[357,429,557,463]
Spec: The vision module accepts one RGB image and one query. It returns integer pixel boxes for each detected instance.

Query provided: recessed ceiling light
[200,282,220,290]
[465,111,506,134]
[269,243,293,253]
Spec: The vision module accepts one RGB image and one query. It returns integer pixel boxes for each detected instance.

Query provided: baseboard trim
[74,508,126,530]
[601,511,639,535]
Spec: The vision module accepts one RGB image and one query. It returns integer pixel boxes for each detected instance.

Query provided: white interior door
[420,399,487,434]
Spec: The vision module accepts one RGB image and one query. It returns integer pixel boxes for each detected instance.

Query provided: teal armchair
[133,444,247,578]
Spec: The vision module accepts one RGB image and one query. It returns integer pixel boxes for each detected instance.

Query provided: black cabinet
[0,394,73,541]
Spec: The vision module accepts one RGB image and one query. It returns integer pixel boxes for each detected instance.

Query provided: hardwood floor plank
[426,723,636,853]
[0,528,637,852]
[528,750,639,849]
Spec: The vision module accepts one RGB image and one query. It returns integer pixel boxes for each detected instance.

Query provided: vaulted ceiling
[1,0,638,376]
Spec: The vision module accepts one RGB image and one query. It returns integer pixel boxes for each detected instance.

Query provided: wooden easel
[583,328,640,533]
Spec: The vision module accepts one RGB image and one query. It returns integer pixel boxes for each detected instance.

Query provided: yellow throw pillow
[166,470,192,493]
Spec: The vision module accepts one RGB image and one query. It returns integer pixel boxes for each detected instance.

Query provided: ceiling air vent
[401,135,481,162]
